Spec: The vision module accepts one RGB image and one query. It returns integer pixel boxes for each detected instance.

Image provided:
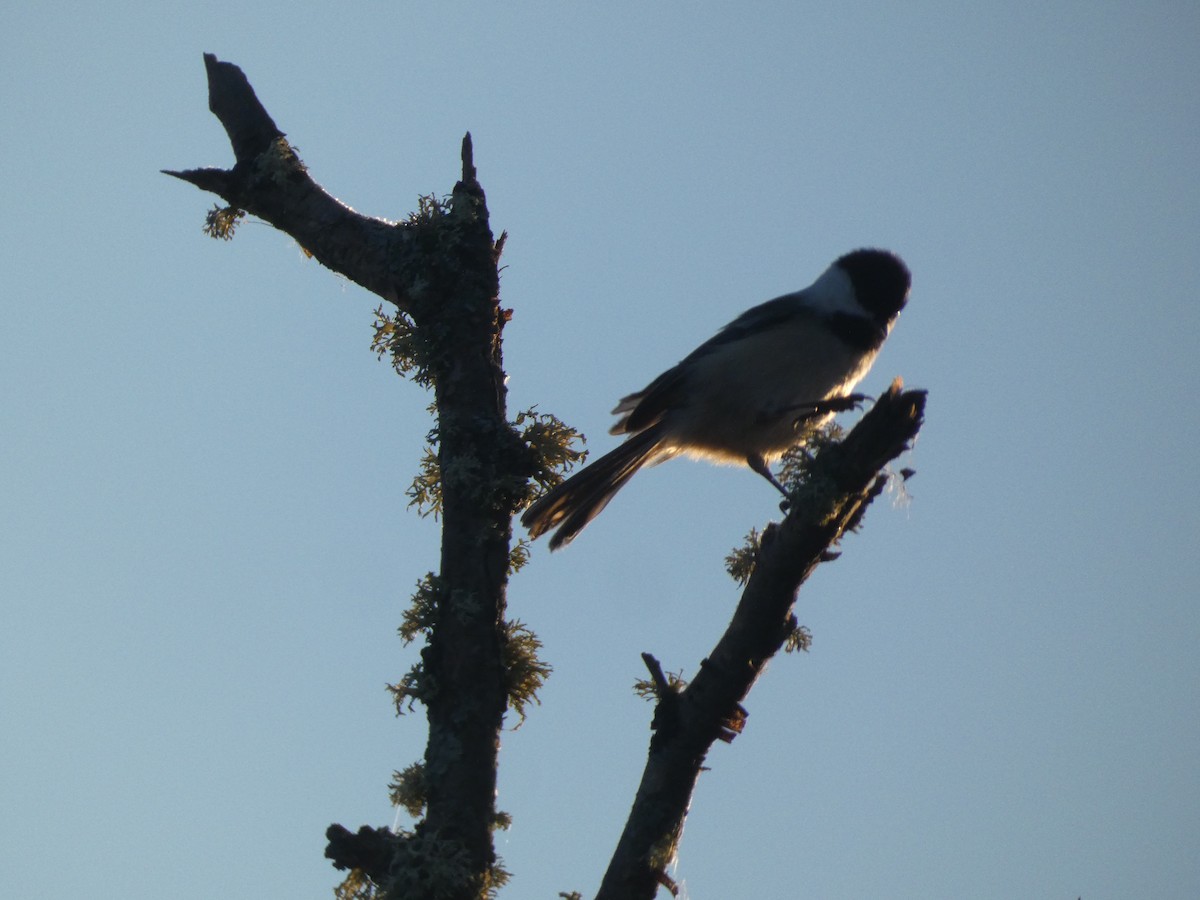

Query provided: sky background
[3,3,1198,898]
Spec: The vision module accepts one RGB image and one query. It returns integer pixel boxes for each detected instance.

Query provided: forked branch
[165,53,427,309]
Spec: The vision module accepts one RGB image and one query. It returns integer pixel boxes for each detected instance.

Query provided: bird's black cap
[836,249,911,323]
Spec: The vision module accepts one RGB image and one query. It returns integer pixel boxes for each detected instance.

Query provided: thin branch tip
[461,132,476,181]
[640,653,669,694]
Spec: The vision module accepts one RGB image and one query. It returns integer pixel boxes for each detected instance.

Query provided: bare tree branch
[167,54,522,900]
[597,381,927,900]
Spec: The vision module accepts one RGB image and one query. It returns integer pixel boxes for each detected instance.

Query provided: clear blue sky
[3,3,1197,898]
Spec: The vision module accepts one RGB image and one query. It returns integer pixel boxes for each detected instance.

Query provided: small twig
[461,132,476,182]
[641,652,670,696]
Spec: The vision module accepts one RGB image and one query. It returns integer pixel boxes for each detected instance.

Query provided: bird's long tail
[522,425,666,550]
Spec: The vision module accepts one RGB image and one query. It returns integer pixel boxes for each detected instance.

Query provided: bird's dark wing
[678,291,811,363]
[611,292,813,434]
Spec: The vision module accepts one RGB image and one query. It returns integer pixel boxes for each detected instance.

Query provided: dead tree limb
[167,54,521,900]
[597,381,927,900]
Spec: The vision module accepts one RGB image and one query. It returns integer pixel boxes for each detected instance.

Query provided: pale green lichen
[202,204,244,240]
[503,619,552,725]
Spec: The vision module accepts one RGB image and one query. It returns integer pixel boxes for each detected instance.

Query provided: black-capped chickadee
[523,248,911,549]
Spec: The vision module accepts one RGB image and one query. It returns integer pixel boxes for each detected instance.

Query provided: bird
[522,248,911,549]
